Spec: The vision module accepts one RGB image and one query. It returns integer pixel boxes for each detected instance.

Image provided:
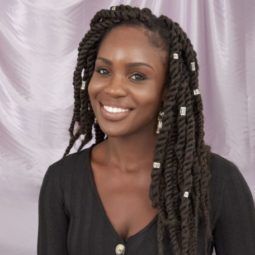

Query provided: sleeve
[37,163,69,255]
[212,161,255,254]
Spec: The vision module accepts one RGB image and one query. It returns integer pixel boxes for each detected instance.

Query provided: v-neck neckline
[86,144,158,243]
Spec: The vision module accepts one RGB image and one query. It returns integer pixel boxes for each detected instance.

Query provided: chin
[99,127,129,138]
[96,121,136,138]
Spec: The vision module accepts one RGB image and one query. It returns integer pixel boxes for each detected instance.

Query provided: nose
[103,73,127,97]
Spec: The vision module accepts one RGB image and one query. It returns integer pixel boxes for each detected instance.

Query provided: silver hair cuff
[190,62,196,71]
[81,80,86,90]
[153,162,161,168]
[183,191,189,198]
[180,106,186,116]
[173,53,179,59]
[193,88,200,95]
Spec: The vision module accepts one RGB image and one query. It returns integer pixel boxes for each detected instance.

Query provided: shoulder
[43,147,91,185]
[208,152,255,252]
[209,151,242,180]
[39,147,92,217]
[208,151,254,225]
[208,151,252,194]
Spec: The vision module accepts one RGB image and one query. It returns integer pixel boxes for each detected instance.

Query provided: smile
[99,102,132,121]
[103,105,129,113]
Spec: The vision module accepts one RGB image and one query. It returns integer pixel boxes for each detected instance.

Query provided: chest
[91,161,158,241]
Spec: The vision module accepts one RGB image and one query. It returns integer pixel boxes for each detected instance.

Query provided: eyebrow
[96,56,154,71]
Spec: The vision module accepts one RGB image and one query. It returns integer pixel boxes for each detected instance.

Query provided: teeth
[103,105,129,113]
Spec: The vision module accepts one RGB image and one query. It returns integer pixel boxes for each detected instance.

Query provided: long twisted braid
[62,5,212,255]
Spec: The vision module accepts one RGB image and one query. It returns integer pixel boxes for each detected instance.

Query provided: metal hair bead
[153,162,161,168]
[180,106,186,116]
[81,80,86,90]
[110,6,116,10]
[173,53,179,59]
[183,191,189,198]
[190,62,196,71]
[193,88,200,95]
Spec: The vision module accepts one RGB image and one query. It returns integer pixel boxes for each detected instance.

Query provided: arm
[213,162,255,254]
[37,163,69,255]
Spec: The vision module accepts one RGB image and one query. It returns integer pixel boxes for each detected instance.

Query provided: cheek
[87,83,93,100]
[87,79,107,116]
[88,79,102,101]
[129,96,160,128]
[134,87,162,112]
[87,82,97,112]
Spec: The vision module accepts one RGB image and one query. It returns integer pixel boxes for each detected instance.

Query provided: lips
[99,101,133,110]
[99,102,133,121]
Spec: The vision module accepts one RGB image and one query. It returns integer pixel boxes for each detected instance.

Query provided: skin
[87,25,168,240]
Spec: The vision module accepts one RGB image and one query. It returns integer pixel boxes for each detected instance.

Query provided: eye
[95,68,147,82]
[130,72,147,81]
[95,67,109,76]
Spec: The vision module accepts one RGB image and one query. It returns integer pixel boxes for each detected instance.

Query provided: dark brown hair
[63,4,212,255]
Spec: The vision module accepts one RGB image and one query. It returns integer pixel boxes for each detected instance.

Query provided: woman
[37,4,255,255]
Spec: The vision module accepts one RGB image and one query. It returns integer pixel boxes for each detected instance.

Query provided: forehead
[97,25,168,66]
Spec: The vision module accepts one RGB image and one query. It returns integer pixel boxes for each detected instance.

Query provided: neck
[102,126,157,174]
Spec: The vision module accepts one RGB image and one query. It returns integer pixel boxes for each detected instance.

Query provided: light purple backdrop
[0,0,254,254]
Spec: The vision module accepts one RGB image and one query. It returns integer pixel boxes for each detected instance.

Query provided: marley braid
[62,4,212,255]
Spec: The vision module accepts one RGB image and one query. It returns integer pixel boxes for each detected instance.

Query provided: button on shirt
[115,243,126,255]
[37,146,255,255]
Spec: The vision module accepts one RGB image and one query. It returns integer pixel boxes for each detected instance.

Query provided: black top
[37,145,255,255]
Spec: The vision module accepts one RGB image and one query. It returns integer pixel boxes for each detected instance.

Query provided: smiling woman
[88,25,167,136]
[37,4,255,255]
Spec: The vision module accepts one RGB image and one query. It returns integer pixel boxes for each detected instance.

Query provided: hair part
[62,4,212,255]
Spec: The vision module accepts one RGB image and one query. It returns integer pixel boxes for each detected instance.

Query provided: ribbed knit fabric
[37,146,255,255]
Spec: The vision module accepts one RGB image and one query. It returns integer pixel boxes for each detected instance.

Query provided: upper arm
[212,162,255,255]
[37,164,69,255]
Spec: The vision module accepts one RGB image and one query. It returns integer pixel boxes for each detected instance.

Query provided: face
[88,25,168,137]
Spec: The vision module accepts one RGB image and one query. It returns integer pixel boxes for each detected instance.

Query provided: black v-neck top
[37,145,255,255]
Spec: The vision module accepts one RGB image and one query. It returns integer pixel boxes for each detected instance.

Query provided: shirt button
[115,243,125,255]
